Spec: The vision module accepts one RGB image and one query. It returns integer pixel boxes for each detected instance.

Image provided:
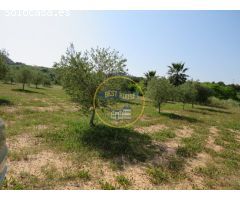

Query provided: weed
[99,181,116,190]
[116,175,132,189]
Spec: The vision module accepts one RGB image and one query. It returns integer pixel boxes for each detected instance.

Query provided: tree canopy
[0,49,9,80]
[55,44,128,126]
[146,77,173,113]
[168,62,188,86]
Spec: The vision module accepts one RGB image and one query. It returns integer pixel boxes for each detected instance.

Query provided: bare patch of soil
[7,150,72,179]
[156,126,194,155]
[183,152,212,189]
[7,133,40,151]
[206,127,223,152]
[2,106,18,113]
[27,106,61,112]
[134,124,168,134]
[229,129,240,142]
[185,152,211,172]
[34,125,48,131]
[175,126,194,138]
[4,120,16,128]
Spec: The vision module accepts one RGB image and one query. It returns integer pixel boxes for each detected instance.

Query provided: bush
[208,97,240,108]
[205,82,238,100]
[195,83,213,104]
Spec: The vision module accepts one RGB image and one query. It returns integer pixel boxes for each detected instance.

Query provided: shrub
[208,97,240,108]
[195,83,213,104]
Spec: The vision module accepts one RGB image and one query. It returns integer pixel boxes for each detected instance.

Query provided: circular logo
[93,76,145,128]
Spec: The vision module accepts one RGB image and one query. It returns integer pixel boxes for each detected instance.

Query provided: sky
[0,10,240,84]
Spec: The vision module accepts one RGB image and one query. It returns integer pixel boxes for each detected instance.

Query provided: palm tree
[167,63,188,86]
[144,70,156,82]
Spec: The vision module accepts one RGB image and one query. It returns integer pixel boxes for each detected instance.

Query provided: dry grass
[1,83,240,189]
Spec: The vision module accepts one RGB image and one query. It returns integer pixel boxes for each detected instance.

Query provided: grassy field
[0,83,240,189]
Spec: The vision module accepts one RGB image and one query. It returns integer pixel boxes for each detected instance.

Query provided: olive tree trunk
[89,109,95,127]
[158,102,161,113]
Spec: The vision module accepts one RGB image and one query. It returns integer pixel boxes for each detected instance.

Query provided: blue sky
[0,11,240,83]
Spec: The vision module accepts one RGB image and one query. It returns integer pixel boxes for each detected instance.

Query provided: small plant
[116,175,132,189]
[99,181,116,190]
[76,170,91,181]
[4,177,25,190]
[62,169,91,181]
[147,167,169,185]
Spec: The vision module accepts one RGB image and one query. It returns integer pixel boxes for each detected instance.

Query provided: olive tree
[17,68,32,90]
[32,71,43,88]
[178,81,197,109]
[55,44,127,127]
[4,68,16,84]
[146,77,173,113]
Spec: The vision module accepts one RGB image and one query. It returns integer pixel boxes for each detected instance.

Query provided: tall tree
[146,77,173,113]
[0,49,9,80]
[144,70,156,82]
[168,62,188,86]
[55,44,127,127]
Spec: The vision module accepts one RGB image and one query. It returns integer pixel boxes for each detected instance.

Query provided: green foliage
[99,181,116,190]
[0,49,9,80]
[55,44,127,126]
[31,71,44,88]
[168,62,188,86]
[208,97,240,108]
[195,83,213,104]
[178,81,198,109]
[146,77,173,113]
[144,70,156,81]
[204,82,238,100]
[116,175,132,189]
[3,68,16,84]
[87,46,127,75]
[16,67,32,90]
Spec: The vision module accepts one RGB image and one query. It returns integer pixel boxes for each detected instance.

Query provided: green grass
[116,175,132,189]
[1,82,240,189]
[147,167,170,185]
[99,181,116,190]
[152,129,176,142]
[61,169,91,181]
